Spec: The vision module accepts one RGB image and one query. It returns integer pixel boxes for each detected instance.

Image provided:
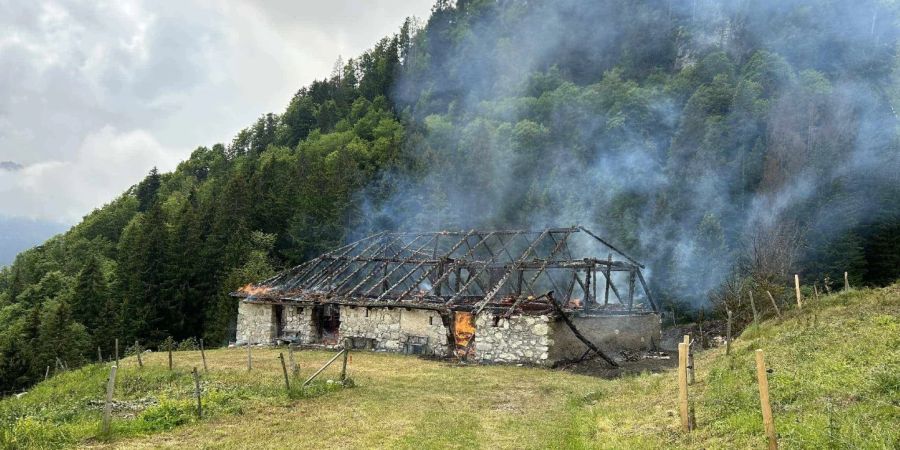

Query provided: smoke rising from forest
[360,0,900,305]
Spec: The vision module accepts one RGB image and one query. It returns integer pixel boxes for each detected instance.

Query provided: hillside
[1,284,897,448]
[2,0,900,395]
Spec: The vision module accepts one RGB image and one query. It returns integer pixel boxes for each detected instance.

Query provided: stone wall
[282,305,315,343]
[339,306,449,355]
[548,313,661,361]
[236,301,275,344]
[473,314,553,365]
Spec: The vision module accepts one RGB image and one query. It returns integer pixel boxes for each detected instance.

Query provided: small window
[296,307,303,315]
[492,315,501,327]
[429,316,434,325]
[365,308,369,318]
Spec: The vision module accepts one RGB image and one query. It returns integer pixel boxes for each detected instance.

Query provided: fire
[240,283,272,296]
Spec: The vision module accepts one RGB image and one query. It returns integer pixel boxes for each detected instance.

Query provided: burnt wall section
[474,314,553,365]
[549,313,661,361]
[236,301,275,344]
[339,306,449,356]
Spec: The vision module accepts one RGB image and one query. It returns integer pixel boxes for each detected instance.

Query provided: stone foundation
[474,314,553,365]
[236,301,275,344]
[339,306,449,356]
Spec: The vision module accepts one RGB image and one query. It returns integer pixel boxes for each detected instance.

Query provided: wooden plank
[794,274,803,310]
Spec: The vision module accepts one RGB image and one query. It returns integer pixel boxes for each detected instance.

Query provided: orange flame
[240,283,273,296]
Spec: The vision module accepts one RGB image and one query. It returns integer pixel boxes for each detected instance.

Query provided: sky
[0,0,434,225]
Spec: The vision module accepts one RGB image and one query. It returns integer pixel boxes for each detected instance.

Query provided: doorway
[313,304,341,344]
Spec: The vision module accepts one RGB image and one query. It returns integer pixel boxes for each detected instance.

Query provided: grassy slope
[2,285,898,449]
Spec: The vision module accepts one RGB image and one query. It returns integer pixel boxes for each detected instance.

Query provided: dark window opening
[274,305,284,337]
[492,315,501,327]
[429,315,434,325]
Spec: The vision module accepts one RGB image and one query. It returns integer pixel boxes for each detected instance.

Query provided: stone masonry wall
[474,314,553,365]
[339,306,449,356]
[549,313,661,361]
[236,301,275,344]
[282,305,315,343]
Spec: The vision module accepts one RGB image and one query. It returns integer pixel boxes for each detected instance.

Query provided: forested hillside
[2,0,900,393]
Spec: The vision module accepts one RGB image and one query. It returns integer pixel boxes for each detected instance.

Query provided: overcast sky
[0,0,434,224]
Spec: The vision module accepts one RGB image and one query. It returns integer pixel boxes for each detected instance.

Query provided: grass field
[1,285,898,449]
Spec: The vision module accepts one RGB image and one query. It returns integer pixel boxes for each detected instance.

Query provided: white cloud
[0,126,181,223]
[0,0,434,223]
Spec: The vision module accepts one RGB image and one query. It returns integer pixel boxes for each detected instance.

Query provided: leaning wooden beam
[547,292,618,367]
[635,269,659,312]
[578,226,644,268]
[302,348,348,387]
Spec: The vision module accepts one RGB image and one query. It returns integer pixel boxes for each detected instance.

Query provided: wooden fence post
[135,340,143,368]
[114,338,119,367]
[44,365,50,381]
[684,335,694,385]
[101,365,117,435]
[200,338,208,373]
[844,272,849,291]
[766,291,782,318]
[97,346,103,363]
[678,342,690,432]
[247,342,252,371]
[288,346,298,377]
[340,348,350,381]
[279,353,291,393]
[192,367,202,418]
[755,349,778,449]
[794,274,803,310]
[168,342,173,371]
[726,310,733,355]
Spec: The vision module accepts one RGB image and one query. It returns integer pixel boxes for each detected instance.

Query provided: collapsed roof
[233,226,658,316]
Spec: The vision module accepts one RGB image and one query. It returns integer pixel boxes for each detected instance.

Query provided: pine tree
[36,300,90,372]
[71,255,107,330]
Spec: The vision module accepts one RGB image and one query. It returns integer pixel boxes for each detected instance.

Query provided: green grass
[2,285,898,449]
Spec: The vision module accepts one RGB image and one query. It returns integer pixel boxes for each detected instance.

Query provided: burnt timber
[233,226,658,316]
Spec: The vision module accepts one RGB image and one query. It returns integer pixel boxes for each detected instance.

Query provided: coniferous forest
[2,0,900,392]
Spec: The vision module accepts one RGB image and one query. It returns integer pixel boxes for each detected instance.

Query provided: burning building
[231,226,660,366]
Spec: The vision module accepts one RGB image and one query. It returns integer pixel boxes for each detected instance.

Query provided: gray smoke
[356,0,900,305]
